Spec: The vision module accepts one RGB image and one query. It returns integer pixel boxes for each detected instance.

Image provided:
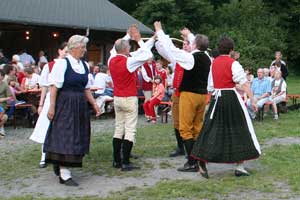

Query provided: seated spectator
[12,54,24,71]
[21,67,40,90]
[2,64,17,83]
[247,68,271,119]
[270,71,287,120]
[19,50,35,67]
[245,67,254,83]
[274,61,288,80]
[0,69,13,136]
[143,75,165,123]
[37,50,48,71]
[93,65,113,98]
[92,65,100,79]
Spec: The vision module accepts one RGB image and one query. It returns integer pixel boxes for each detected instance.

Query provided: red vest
[173,63,184,97]
[48,61,55,72]
[109,55,138,97]
[212,55,235,88]
[142,62,156,91]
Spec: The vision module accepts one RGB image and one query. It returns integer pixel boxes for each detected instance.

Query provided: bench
[7,103,34,129]
[159,101,172,123]
[258,97,289,121]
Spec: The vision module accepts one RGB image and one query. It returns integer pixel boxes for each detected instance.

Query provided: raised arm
[154,21,194,70]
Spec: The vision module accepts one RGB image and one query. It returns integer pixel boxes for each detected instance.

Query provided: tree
[207,0,287,70]
[133,0,186,36]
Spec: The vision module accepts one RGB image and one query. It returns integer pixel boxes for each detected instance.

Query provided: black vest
[180,51,211,94]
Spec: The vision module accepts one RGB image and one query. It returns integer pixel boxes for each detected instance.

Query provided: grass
[1,75,300,199]
[286,75,300,94]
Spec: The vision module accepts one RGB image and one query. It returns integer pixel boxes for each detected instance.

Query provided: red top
[212,55,235,89]
[142,62,156,91]
[109,55,138,97]
[156,68,167,87]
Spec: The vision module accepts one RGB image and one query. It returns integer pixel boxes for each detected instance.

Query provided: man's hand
[154,21,162,32]
[180,27,191,39]
[129,24,141,42]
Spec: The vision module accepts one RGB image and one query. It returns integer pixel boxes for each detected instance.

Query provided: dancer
[191,37,261,178]
[30,42,68,168]
[44,35,101,186]
[109,25,153,171]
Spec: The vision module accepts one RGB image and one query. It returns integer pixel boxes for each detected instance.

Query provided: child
[143,75,165,123]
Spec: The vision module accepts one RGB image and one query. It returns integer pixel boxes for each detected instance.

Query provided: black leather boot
[177,139,198,172]
[169,129,185,157]
[112,138,122,168]
[122,140,140,171]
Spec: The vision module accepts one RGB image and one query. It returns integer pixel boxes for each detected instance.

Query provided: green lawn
[2,76,300,200]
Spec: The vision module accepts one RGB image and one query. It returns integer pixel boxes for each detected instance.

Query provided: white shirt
[108,34,153,73]
[141,64,155,82]
[25,73,40,89]
[48,55,90,89]
[38,56,48,69]
[155,30,194,71]
[94,72,110,94]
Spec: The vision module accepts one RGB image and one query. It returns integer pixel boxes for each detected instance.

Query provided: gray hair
[12,54,20,62]
[115,39,130,53]
[194,34,209,51]
[68,35,89,50]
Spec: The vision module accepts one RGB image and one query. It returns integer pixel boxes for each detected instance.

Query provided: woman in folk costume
[30,42,68,168]
[43,35,100,186]
[191,37,261,178]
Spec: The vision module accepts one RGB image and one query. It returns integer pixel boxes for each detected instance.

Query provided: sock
[60,167,72,180]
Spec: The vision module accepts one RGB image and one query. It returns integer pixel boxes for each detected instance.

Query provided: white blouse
[48,55,90,89]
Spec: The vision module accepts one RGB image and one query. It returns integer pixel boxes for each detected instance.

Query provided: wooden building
[0,0,152,64]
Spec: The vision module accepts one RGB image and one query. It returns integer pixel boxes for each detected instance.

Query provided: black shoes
[198,161,209,179]
[169,148,185,157]
[177,162,199,172]
[53,164,60,176]
[59,177,79,186]
[234,169,250,177]
[121,163,141,171]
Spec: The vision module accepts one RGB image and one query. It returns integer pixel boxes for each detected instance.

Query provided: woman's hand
[47,105,55,120]
[93,103,101,117]
[38,105,43,115]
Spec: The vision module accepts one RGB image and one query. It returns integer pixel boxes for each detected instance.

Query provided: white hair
[12,54,20,62]
[68,35,89,50]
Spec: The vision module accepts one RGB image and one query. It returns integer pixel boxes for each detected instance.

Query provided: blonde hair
[67,35,89,50]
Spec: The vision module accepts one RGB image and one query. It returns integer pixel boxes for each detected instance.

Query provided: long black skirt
[191,90,261,163]
[44,90,91,167]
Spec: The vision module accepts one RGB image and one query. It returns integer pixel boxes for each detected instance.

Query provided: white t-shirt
[94,72,110,94]
[25,73,40,89]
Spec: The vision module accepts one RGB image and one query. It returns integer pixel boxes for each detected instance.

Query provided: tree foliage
[110,0,299,72]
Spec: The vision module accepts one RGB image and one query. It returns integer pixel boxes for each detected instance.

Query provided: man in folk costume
[191,37,261,178]
[141,58,156,101]
[154,22,209,172]
[168,32,194,157]
[109,25,154,171]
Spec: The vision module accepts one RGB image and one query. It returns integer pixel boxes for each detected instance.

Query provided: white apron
[30,92,50,143]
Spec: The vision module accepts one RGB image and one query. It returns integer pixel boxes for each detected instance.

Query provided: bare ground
[1,117,300,199]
